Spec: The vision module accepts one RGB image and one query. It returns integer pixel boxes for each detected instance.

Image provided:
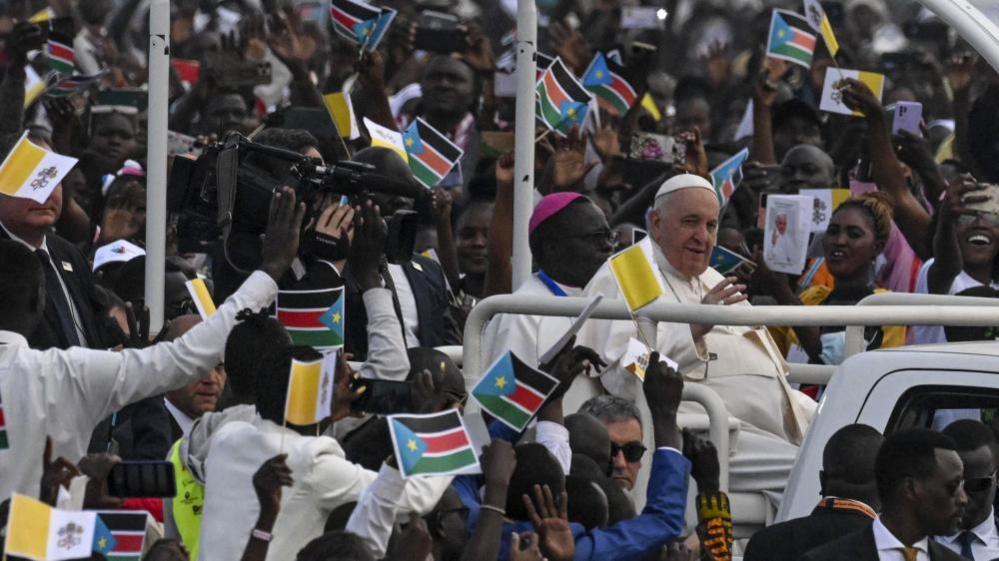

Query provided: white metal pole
[511,0,537,290]
[145,0,169,334]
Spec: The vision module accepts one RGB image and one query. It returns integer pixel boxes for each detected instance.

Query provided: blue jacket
[455,448,691,561]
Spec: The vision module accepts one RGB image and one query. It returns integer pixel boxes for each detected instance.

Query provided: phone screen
[350,379,413,415]
[108,461,176,498]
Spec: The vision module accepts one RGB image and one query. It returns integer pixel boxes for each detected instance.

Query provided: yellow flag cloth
[609,244,663,311]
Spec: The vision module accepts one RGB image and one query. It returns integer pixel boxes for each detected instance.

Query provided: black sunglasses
[964,472,996,494]
[611,441,647,463]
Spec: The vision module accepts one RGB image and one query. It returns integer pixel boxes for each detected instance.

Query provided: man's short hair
[943,419,997,455]
[0,240,43,317]
[506,443,566,521]
[822,424,883,484]
[254,127,320,155]
[875,428,958,506]
[579,395,642,426]
[296,530,374,561]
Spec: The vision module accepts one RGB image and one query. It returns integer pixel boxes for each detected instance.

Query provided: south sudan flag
[329,0,380,44]
[536,57,592,136]
[95,511,148,561]
[710,246,752,275]
[472,351,560,432]
[582,52,638,116]
[389,410,479,478]
[766,9,817,69]
[44,72,106,98]
[46,33,74,75]
[403,118,463,188]
[275,287,345,350]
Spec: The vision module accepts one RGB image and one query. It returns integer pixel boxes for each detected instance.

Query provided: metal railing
[463,294,999,492]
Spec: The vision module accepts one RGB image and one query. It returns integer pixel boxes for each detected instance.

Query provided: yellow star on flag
[596,70,604,78]
[407,439,418,452]
[98,537,107,550]
[777,29,786,38]
[495,376,507,389]
[332,312,341,324]
[405,137,414,147]
[567,107,576,118]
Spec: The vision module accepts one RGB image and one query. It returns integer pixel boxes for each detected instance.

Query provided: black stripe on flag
[97,511,148,532]
[277,287,343,309]
[394,409,464,434]
[781,10,814,33]
[509,352,560,395]
[331,0,380,21]
[416,120,462,163]
[549,59,590,105]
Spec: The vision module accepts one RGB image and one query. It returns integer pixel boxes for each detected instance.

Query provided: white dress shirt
[0,271,278,501]
[164,398,195,438]
[873,518,931,561]
[1,223,86,345]
[937,508,999,561]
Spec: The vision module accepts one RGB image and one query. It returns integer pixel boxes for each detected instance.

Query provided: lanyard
[536,271,567,297]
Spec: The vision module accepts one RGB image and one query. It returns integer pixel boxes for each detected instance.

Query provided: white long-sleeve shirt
[0,270,278,501]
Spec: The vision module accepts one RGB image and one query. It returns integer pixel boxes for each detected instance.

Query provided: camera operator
[344,147,461,360]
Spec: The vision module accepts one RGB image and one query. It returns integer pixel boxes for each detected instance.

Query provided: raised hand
[331,352,365,422]
[78,453,124,509]
[643,352,684,449]
[539,339,606,402]
[6,23,45,68]
[356,50,388,95]
[677,128,709,179]
[495,152,515,189]
[347,200,388,290]
[683,429,720,493]
[547,127,597,193]
[703,40,731,88]
[523,484,574,561]
[268,6,317,67]
[592,122,621,161]
[40,437,81,506]
[549,21,590,75]
[431,187,453,226]
[260,187,307,282]
[946,53,979,96]
[836,78,884,119]
[252,454,293,514]
[460,20,495,74]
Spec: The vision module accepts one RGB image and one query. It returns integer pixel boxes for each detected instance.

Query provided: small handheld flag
[710,148,750,206]
[609,244,663,312]
[388,410,479,477]
[710,246,754,275]
[323,92,360,140]
[471,351,560,432]
[185,278,216,320]
[363,117,408,163]
[284,353,336,426]
[819,67,885,117]
[276,287,345,351]
[4,494,98,561]
[803,0,840,57]
[766,9,817,69]
[536,57,592,136]
[330,0,395,52]
[582,52,638,116]
[44,72,107,98]
[92,239,145,272]
[46,33,75,75]
[403,118,464,188]
[0,132,79,204]
[95,511,149,561]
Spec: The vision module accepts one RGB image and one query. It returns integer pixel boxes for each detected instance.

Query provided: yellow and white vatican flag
[0,132,79,203]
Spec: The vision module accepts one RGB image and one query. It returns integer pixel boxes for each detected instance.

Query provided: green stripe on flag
[475,394,531,430]
[409,157,442,188]
[537,84,565,131]
[410,448,477,475]
[107,556,142,561]
[0,430,7,449]
[771,44,812,66]
[592,84,629,114]
[289,329,343,348]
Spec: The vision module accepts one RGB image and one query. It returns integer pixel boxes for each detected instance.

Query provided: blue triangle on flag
[392,418,428,474]
[583,53,613,88]
[475,353,517,398]
[319,292,344,337]
[770,13,794,49]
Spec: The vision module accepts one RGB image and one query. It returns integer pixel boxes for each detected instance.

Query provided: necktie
[957,530,977,560]
[35,249,81,347]
[899,546,919,561]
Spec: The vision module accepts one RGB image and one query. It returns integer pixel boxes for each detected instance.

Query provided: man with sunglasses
[935,420,999,561]
[579,395,645,491]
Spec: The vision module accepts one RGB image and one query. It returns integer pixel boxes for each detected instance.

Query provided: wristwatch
[251,528,273,542]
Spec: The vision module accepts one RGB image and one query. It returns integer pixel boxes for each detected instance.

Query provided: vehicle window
[885,385,999,434]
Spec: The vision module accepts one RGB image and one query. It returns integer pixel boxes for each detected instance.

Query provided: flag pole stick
[535,128,553,144]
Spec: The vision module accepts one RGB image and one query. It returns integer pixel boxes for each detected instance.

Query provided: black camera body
[168,133,428,269]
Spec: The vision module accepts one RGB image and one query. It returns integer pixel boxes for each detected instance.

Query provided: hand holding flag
[472,351,561,432]
[388,410,480,477]
[766,9,817,69]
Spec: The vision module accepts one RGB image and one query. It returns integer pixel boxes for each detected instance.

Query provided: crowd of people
[2,0,999,559]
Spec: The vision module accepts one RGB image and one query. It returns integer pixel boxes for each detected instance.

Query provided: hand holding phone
[349,379,413,415]
[107,461,176,498]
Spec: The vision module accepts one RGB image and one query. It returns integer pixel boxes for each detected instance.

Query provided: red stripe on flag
[330,7,360,30]
[414,142,453,176]
[421,428,470,454]
[607,75,637,105]
[110,534,145,553]
[507,383,544,413]
[48,42,73,60]
[0,408,5,426]
[791,31,816,51]
[276,309,325,329]
[543,71,569,110]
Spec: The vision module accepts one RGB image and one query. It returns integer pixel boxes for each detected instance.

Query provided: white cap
[93,239,145,272]
[654,174,715,202]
